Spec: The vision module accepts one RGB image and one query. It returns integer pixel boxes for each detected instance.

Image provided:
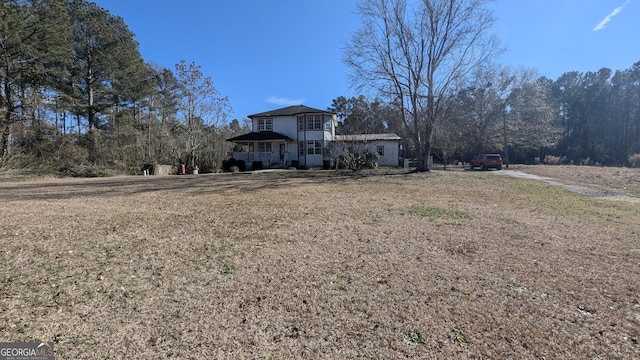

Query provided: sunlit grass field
[1,167,638,358]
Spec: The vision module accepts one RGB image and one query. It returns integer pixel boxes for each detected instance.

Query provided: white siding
[246,111,340,168]
[370,140,399,167]
[272,116,297,139]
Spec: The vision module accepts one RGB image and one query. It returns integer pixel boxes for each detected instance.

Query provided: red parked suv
[470,154,503,170]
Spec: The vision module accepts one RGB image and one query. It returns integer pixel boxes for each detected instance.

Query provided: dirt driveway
[493,166,640,201]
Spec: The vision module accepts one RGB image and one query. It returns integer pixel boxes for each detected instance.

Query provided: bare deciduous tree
[444,64,533,163]
[345,0,502,171]
[174,60,232,169]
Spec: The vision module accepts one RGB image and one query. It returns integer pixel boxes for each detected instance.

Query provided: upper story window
[257,117,272,131]
[297,114,333,131]
[324,115,332,131]
[306,115,322,131]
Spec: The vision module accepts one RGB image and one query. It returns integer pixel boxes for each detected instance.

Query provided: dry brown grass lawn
[1,167,639,359]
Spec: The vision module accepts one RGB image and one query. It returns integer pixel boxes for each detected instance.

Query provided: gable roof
[248,105,334,118]
[334,133,402,142]
[227,131,293,142]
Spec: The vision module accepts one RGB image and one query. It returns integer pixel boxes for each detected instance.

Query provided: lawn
[0,167,639,358]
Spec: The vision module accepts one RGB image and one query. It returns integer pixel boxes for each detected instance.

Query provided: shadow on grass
[0,168,420,201]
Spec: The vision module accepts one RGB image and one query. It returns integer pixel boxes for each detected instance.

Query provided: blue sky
[96,0,640,121]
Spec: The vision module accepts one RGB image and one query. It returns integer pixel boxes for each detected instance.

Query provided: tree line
[343,0,640,170]
[0,0,245,176]
[444,62,640,167]
[331,61,640,167]
[2,0,639,176]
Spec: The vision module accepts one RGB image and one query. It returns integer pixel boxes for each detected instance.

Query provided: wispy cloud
[265,96,305,106]
[593,0,631,31]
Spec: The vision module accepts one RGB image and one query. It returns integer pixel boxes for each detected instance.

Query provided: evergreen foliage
[0,0,242,175]
[2,0,640,176]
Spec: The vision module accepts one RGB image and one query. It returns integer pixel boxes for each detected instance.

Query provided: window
[258,142,272,152]
[299,141,305,156]
[306,115,322,130]
[233,142,253,152]
[324,115,332,131]
[377,145,384,156]
[307,141,323,155]
[257,117,272,131]
[297,116,304,131]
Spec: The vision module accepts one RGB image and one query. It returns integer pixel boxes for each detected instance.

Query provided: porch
[230,151,292,169]
[227,131,295,170]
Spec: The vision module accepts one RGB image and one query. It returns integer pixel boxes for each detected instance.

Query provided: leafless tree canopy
[345,0,503,170]
[174,60,232,169]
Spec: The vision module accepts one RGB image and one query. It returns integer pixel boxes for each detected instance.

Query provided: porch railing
[231,152,284,168]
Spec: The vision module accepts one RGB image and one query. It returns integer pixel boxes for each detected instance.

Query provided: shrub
[236,159,246,172]
[222,158,247,172]
[0,135,121,177]
[222,158,238,172]
[544,155,562,165]
[252,161,263,170]
[363,150,380,168]
[628,153,640,168]
[338,150,380,171]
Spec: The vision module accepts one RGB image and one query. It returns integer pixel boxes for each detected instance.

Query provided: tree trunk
[87,127,100,163]
[416,140,428,172]
[1,122,10,161]
[86,64,100,162]
[1,72,14,160]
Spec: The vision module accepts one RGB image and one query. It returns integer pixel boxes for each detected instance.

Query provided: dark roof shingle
[227,131,293,142]
[248,105,334,118]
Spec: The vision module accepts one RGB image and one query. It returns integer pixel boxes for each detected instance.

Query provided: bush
[0,135,116,177]
[544,155,562,165]
[252,161,263,170]
[236,159,246,172]
[338,150,380,171]
[363,150,380,169]
[628,153,640,168]
[222,158,238,172]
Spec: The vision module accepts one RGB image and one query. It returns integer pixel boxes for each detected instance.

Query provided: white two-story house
[228,105,337,168]
[228,105,401,169]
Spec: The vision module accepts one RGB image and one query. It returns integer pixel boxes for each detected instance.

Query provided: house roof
[248,105,335,118]
[227,131,293,142]
[334,133,402,142]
